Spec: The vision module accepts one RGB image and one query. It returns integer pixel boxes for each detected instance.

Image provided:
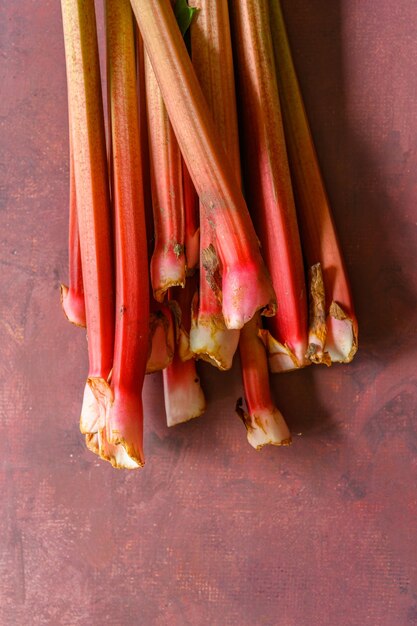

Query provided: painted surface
[1,1,416,624]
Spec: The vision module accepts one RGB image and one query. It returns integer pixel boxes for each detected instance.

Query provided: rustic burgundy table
[1,1,416,624]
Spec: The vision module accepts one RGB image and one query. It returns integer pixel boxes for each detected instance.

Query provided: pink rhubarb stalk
[145,52,187,301]
[130,0,276,329]
[237,317,291,449]
[182,157,200,273]
[188,0,240,370]
[269,0,358,364]
[188,0,290,446]
[147,302,175,373]
[163,351,206,427]
[101,0,150,468]
[61,0,114,437]
[163,277,205,426]
[135,31,176,375]
[60,135,86,328]
[135,27,154,253]
[229,0,308,373]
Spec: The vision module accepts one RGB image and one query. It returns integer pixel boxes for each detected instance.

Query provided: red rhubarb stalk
[163,352,205,427]
[130,0,276,329]
[229,0,309,373]
[175,0,199,274]
[101,0,150,468]
[145,52,186,301]
[99,0,149,468]
[61,0,114,436]
[135,33,176,375]
[188,0,240,370]
[60,133,86,328]
[237,317,291,449]
[147,302,175,373]
[269,0,358,364]
[188,0,290,446]
[135,28,154,253]
[182,157,200,273]
[163,276,205,426]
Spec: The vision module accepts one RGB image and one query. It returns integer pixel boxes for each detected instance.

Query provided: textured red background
[1,1,417,624]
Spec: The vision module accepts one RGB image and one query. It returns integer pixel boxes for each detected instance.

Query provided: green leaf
[174,0,198,37]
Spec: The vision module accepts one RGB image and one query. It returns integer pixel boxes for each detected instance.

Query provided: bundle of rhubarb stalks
[60,0,358,469]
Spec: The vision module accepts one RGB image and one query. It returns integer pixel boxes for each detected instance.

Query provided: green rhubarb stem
[130,0,276,329]
[269,0,358,364]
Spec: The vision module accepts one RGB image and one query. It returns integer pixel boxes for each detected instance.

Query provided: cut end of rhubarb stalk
[147,307,175,373]
[60,283,86,328]
[98,427,143,470]
[190,319,240,370]
[85,429,142,470]
[150,246,187,302]
[80,376,112,436]
[104,391,145,469]
[163,359,206,427]
[326,301,358,363]
[259,329,308,373]
[236,398,292,450]
[85,432,100,455]
[306,264,358,365]
[88,376,113,406]
[306,263,331,366]
[221,262,277,330]
[80,382,101,435]
[82,384,142,469]
[190,294,239,370]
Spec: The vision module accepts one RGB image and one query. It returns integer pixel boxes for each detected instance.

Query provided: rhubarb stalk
[60,135,86,328]
[182,157,200,273]
[164,277,205,426]
[61,0,114,436]
[147,302,175,373]
[145,52,186,301]
[269,0,358,364]
[163,351,206,427]
[188,0,290,446]
[188,0,240,370]
[237,317,291,449]
[229,0,308,373]
[135,27,154,253]
[130,0,276,329]
[170,274,197,361]
[102,0,150,468]
[135,32,176,375]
